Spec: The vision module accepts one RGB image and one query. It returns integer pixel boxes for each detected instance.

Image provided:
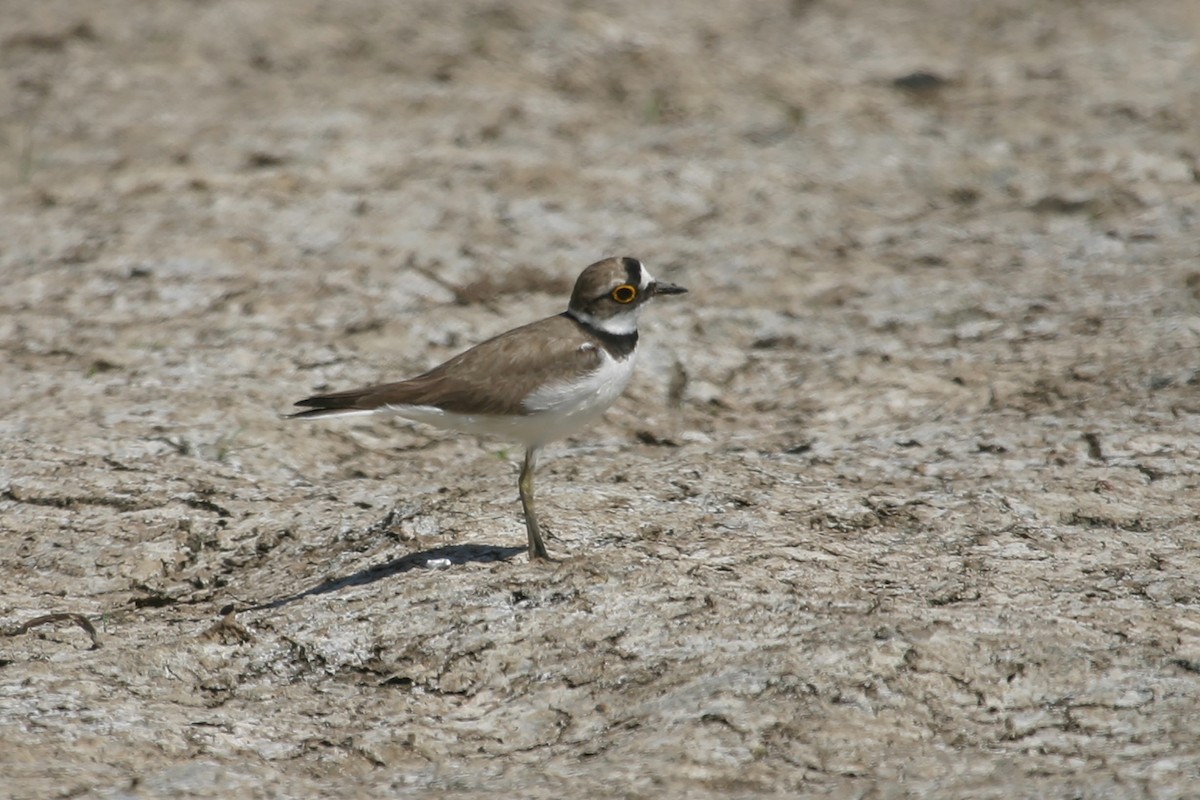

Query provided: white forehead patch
[637,261,655,289]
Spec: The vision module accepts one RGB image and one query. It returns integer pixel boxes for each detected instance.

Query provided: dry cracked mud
[3,1,1200,797]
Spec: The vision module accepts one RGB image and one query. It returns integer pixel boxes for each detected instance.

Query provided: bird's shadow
[245,543,526,612]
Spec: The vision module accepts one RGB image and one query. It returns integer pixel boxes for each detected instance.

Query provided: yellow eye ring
[611,284,637,303]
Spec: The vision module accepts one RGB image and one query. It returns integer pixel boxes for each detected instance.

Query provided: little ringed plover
[289,256,687,560]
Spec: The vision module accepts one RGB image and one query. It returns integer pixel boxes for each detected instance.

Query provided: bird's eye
[611,284,637,303]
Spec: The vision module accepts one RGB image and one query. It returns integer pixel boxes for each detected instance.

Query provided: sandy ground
[3,1,1200,797]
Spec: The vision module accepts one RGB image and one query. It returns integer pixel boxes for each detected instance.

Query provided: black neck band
[563,311,639,358]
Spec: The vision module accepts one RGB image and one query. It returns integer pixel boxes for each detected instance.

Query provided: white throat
[570,307,642,336]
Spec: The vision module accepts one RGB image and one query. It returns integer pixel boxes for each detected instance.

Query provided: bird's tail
[288,389,380,420]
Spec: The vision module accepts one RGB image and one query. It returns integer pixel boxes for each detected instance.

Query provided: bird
[288,256,687,560]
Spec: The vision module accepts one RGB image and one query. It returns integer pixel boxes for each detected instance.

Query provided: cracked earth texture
[3,1,1200,798]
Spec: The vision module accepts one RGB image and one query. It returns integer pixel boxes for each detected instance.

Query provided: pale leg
[519,446,550,560]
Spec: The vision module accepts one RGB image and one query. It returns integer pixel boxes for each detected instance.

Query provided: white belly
[387,350,637,448]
